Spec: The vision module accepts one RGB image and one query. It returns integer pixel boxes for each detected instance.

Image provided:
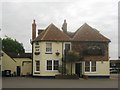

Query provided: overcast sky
[0,0,119,60]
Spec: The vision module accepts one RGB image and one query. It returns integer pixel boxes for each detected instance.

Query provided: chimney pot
[64,20,66,23]
[62,19,67,33]
[33,20,35,23]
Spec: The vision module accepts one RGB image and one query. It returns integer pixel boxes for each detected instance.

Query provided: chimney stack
[62,19,67,33]
[32,19,36,40]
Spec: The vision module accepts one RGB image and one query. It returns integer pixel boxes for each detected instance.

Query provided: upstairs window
[65,43,70,52]
[46,43,52,53]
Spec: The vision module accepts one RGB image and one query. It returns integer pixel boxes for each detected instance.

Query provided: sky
[0,0,119,60]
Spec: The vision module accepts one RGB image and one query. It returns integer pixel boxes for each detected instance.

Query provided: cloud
[0,2,1,26]
[2,0,119,59]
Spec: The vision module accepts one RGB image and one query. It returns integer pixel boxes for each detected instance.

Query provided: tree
[2,36,25,53]
[66,51,80,75]
[58,65,66,74]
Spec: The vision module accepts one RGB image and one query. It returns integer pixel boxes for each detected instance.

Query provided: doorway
[75,63,82,77]
[16,66,21,76]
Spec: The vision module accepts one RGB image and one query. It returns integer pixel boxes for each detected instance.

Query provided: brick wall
[72,42,109,61]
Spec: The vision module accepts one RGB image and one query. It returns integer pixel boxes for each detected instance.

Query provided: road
[2,74,119,88]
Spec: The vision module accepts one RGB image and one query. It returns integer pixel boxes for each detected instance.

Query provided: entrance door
[16,66,21,76]
[75,63,82,77]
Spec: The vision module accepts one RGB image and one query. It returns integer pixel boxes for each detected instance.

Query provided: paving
[2,74,119,88]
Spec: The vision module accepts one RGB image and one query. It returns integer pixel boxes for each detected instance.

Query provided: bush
[55,74,79,79]
[82,75,88,79]
[58,65,66,74]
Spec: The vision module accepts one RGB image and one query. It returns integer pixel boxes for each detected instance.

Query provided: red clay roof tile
[73,23,110,42]
[33,23,70,41]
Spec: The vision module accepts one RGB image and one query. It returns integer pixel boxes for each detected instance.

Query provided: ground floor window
[85,61,90,72]
[47,60,52,70]
[35,61,40,71]
[47,60,59,71]
[85,61,96,72]
[54,60,59,70]
[91,61,96,72]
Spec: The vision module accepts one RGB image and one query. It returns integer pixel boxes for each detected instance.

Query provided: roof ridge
[41,23,53,40]
[72,23,110,42]
[52,23,71,40]
[73,23,88,39]
[3,51,17,62]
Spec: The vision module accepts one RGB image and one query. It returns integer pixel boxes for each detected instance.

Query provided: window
[35,61,40,71]
[46,60,59,71]
[91,61,96,72]
[65,44,70,51]
[85,61,96,72]
[47,60,52,70]
[54,61,59,70]
[85,61,90,72]
[46,43,52,53]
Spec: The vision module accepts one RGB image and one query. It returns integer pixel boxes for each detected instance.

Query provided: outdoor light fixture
[56,50,60,56]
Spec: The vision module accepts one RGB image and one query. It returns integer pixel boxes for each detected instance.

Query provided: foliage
[2,36,25,53]
[66,51,80,63]
[66,51,80,75]
[58,65,67,74]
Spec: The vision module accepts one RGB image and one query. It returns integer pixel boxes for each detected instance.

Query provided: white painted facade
[33,41,71,76]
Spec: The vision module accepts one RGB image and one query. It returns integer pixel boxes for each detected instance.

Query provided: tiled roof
[34,23,70,41]
[73,23,110,42]
[38,29,44,35]
[66,32,75,38]
[5,52,32,59]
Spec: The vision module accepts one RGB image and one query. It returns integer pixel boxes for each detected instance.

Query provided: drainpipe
[62,42,63,75]
[32,42,33,76]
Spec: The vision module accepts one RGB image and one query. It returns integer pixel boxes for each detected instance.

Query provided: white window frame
[46,60,59,71]
[84,61,96,73]
[53,60,59,70]
[46,60,52,71]
[46,42,52,53]
[63,42,71,55]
